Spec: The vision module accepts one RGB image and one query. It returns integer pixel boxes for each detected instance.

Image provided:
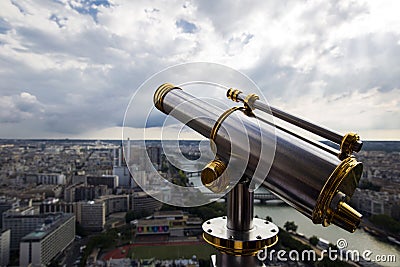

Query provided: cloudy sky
[0,0,399,140]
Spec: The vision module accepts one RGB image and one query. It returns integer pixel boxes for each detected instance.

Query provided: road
[60,236,88,267]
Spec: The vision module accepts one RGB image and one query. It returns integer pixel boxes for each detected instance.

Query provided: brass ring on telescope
[203,232,278,256]
[201,106,247,191]
[312,156,363,232]
[153,83,182,113]
[210,106,246,146]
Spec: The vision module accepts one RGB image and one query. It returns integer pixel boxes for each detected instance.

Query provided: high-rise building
[77,201,105,231]
[19,213,75,267]
[65,183,109,202]
[98,195,129,216]
[75,185,96,201]
[0,229,10,266]
[130,191,162,214]
[0,197,19,228]
[112,166,134,188]
[146,146,161,170]
[2,206,41,251]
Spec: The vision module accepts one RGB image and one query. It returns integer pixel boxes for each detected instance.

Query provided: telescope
[153,83,363,266]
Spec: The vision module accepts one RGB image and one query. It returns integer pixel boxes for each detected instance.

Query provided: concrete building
[2,206,41,250]
[136,219,170,235]
[39,199,75,215]
[132,170,147,187]
[0,229,10,266]
[113,144,133,188]
[25,173,66,185]
[130,191,162,214]
[98,195,129,216]
[351,188,400,217]
[0,197,20,228]
[77,201,105,231]
[74,185,97,202]
[146,146,161,170]
[71,175,86,185]
[135,211,202,237]
[87,175,119,190]
[112,166,133,188]
[23,184,63,199]
[19,213,75,267]
[64,183,109,202]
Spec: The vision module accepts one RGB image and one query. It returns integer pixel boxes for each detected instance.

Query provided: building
[23,184,63,199]
[146,146,161,170]
[130,191,162,214]
[74,184,108,202]
[87,175,119,190]
[135,211,202,237]
[64,183,109,202]
[98,195,129,216]
[71,175,86,185]
[39,198,76,214]
[19,213,75,267]
[77,201,105,231]
[113,144,134,188]
[0,197,20,228]
[0,229,10,266]
[351,188,400,217]
[136,219,170,235]
[25,173,66,185]
[113,166,134,188]
[2,206,42,250]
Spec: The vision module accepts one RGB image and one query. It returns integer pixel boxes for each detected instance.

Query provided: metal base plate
[202,217,279,255]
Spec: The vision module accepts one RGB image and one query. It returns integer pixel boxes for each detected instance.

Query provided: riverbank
[254,203,400,267]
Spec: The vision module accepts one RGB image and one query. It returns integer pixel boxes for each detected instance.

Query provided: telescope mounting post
[202,179,278,267]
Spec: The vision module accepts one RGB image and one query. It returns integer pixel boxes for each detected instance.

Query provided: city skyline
[0,0,400,140]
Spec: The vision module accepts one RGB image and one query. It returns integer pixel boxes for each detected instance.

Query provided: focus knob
[201,160,227,193]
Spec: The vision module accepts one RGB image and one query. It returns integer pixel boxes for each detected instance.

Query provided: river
[254,203,400,267]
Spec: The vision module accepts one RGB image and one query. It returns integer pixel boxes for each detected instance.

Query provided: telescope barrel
[154,84,363,232]
[230,91,363,152]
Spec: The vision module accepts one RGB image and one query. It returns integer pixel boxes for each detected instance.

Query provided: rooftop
[21,213,74,242]
[137,219,169,226]
[153,210,184,217]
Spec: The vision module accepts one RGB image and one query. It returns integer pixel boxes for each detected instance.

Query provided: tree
[125,210,152,223]
[369,214,400,234]
[309,235,319,246]
[284,221,298,232]
[125,210,136,223]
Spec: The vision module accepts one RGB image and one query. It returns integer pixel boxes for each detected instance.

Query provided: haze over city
[0,0,399,140]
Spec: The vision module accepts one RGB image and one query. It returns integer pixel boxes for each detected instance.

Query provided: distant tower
[126,138,131,165]
[112,139,134,188]
[118,148,122,167]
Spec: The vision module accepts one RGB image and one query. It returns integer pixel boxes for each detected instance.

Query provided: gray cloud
[0,0,399,139]
[0,92,44,123]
